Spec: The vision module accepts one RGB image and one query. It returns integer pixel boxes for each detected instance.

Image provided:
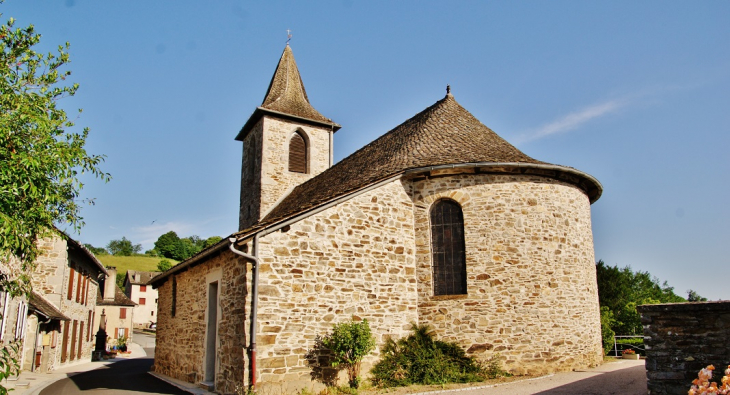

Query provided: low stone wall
[638,301,730,395]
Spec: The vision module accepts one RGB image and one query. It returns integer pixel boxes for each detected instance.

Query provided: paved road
[39,358,187,395]
[38,330,184,395]
[450,359,647,395]
[133,330,157,358]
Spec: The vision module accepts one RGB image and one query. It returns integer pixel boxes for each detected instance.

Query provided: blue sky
[4,1,729,300]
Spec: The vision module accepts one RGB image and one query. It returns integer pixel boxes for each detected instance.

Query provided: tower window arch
[289,131,308,173]
[430,199,467,296]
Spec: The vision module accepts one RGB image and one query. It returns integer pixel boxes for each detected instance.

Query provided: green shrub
[322,319,376,389]
[371,324,507,388]
[600,306,616,355]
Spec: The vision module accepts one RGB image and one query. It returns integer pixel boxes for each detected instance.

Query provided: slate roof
[126,270,161,286]
[236,45,340,140]
[60,230,108,276]
[29,291,70,321]
[233,91,601,236]
[97,286,137,307]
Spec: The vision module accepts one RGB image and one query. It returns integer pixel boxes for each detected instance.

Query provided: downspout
[226,173,400,389]
[329,125,334,168]
[228,234,260,389]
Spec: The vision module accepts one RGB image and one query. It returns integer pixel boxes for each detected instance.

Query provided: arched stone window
[288,131,307,173]
[430,199,467,296]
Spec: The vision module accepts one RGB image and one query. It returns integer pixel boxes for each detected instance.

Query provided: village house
[0,232,108,374]
[123,270,160,329]
[150,44,604,394]
[95,267,136,346]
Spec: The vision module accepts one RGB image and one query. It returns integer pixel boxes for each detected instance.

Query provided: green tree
[154,231,181,259]
[83,243,107,255]
[0,7,109,297]
[687,290,707,302]
[157,259,172,272]
[106,237,141,256]
[322,319,376,388]
[0,8,108,391]
[204,236,222,249]
[596,260,686,351]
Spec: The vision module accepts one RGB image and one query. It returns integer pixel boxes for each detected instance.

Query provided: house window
[288,131,307,173]
[139,298,146,305]
[119,308,126,319]
[430,199,467,296]
[151,311,154,316]
[140,285,147,292]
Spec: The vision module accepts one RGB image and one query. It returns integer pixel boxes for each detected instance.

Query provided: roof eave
[150,162,601,286]
[235,107,341,141]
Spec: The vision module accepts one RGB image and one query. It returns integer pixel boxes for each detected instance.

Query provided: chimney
[135,273,141,282]
[104,266,117,301]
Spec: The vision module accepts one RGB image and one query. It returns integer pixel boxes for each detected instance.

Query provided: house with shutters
[95,267,136,345]
[0,232,108,374]
[150,44,605,394]
[124,270,160,329]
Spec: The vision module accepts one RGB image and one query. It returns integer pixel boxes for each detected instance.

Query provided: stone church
[150,44,604,394]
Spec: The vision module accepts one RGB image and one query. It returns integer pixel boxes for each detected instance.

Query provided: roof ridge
[257,92,552,226]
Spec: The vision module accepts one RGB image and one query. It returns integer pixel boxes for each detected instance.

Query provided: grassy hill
[95,254,178,286]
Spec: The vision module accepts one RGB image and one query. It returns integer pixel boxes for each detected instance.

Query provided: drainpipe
[228,234,260,389]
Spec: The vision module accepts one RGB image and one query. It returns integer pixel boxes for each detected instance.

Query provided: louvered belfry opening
[289,131,307,173]
[430,199,467,296]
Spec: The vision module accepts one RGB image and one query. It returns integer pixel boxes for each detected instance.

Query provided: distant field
[95,254,177,275]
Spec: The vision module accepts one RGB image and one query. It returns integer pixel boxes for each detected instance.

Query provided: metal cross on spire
[286,29,292,45]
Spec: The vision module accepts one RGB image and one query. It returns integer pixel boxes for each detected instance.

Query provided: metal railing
[613,335,645,357]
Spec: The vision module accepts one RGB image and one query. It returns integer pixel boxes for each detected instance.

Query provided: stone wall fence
[638,301,730,395]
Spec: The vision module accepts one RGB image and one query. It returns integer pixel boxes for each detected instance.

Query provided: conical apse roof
[253,91,601,229]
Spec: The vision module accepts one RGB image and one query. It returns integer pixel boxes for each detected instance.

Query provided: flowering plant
[622,349,636,355]
[688,365,730,395]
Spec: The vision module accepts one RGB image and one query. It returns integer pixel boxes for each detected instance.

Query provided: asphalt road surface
[451,359,647,395]
[39,330,182,395]
[133,330,157,358]
[39,358,186,395]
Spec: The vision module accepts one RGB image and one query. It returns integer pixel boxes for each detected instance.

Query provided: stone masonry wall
[412,173,603,375]
[254,179,418,394]
[638,302,730,395]
[153,250,249,394]
[240,120,263,230]
[240,116,332,231]
[33,237,100,370]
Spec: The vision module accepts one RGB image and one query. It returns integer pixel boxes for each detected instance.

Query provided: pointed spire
[236,45,340,141]
[259,45,334,125]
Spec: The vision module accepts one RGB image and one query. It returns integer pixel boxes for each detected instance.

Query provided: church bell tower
[235,44,341,231]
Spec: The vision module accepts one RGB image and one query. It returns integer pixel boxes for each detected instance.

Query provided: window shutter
[67,266,75,300]
[289,133,307,173]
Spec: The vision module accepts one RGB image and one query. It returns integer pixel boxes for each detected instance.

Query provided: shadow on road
[42,358,187,395]
[536,363,647,395]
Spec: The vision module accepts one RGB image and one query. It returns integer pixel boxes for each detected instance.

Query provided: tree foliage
[596,260,686,338]
[157,259,172,272]
[0,9,109,299]
[83,243,107,255]
[153,231,221,261]
[322,319,376,388]
[106,237,141,256]
[687,289,707,302]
